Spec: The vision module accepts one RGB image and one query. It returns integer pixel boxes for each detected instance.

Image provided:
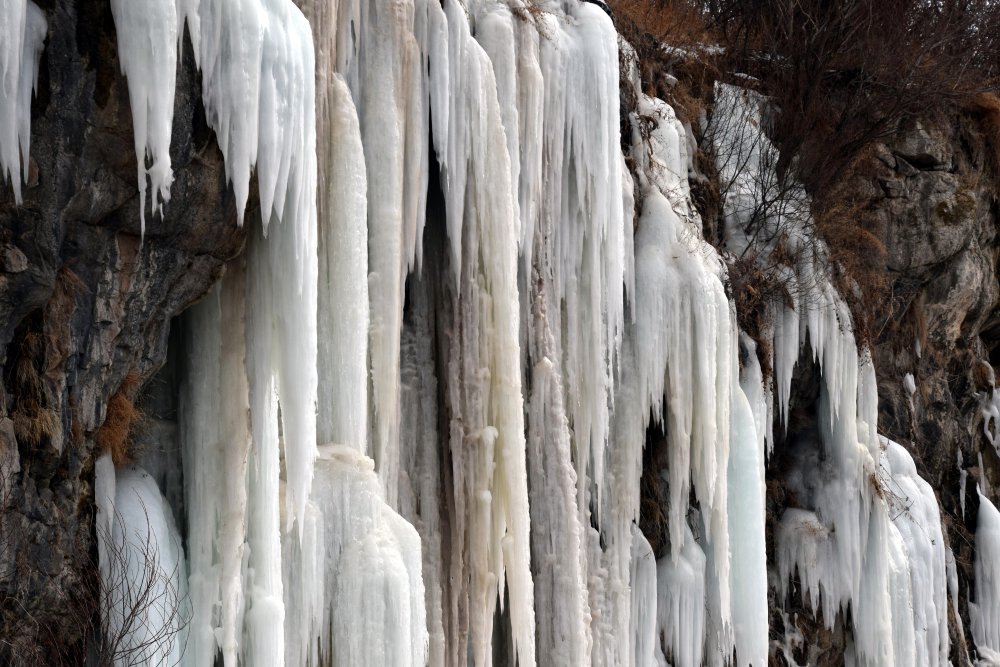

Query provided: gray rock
[1,247,29,273]
[0,2,245,661]
[894,120,953,170]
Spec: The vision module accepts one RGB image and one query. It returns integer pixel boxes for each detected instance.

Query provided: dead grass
[960,92,1000,180]
[812,151,890,347]
[510,0,549,32]
[94,372,144,466]
[9,331,59,448]
[727,244,799,379]
[610,0,720,125]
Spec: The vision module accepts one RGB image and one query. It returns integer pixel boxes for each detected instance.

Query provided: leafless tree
[94,499,190,667]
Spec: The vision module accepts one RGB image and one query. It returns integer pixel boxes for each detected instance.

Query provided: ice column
[178,267,253,667]
[728,339,770,667]
[973,491,1000,662]
[342,0,425,497]
[0,0,45,203]
[179,287,224,667]
[315,74,369,453]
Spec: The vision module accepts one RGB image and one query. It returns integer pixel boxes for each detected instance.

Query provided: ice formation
[70,0,1000,664]
[99,464,189,665]
[0,0,45,203]
[715,82,953,667]
[108,0,178,232]
[974,492,1000,662]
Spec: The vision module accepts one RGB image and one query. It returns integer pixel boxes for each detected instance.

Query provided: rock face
[766,110,1000,665]
[0,1,243,661]
[867,112,1000,664]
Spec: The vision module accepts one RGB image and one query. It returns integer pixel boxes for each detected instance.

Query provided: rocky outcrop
[867,111,1000,664]
[0,1,243,661]
[765,109,1000,665]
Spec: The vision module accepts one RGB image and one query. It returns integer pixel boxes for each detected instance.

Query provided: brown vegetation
[707,0,1000,192]
[960,92,1000,182]
[811,151,889,346]
[9,329,59,448]
[94,372,144,466]
[610,0,1000,346]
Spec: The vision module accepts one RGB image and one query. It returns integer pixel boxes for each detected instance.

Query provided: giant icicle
[108,0,178,232]
[0,0,45,203]
[973,492,1000,662]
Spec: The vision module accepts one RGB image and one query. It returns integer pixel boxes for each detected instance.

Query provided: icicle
[109,0,178,233]
[656,525,706,667]
[411,1,539,663]
[607,90,735,663]
[972,491,1000,661]
[728,345,769,667]
[107,0,320,539]
[528,1,626,519]
[180,210,316,667]
[714,80,957,667]
[0,0,45,203]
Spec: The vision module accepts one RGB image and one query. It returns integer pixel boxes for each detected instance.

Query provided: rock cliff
[0,2,243,660]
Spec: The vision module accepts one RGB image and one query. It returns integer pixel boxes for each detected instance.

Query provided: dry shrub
[610,0,719,125]
[709,0,1000,197]
[94,372,144,466]
[7,267,89,450]
[9,330,59,448]
[812,151,889,347]
[48,267,87,313]
[11,406,59,450]
[960,92,1000,182]
[728,250,787,379]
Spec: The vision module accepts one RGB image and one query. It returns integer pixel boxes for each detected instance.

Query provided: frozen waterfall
[4,0,997,664]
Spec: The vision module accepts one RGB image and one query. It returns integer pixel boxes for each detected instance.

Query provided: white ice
[91,2,1000,666]
[973,491,1000,659]
[109,0,178,232]
[103,465,188,666]
[0,0,45,203]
